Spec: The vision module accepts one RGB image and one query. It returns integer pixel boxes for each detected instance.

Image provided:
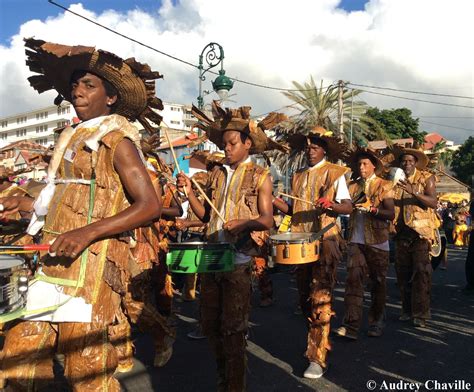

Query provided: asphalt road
[117,247,474,392]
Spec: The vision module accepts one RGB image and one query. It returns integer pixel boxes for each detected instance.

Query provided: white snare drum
[0,255,28,315]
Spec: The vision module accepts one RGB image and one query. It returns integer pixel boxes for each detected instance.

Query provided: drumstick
[278,192,315,206]
[190,177,226,224]
[161,122,188,198]
[0,244,50,251]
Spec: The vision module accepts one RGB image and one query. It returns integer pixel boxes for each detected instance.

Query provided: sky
[0,0,473,143]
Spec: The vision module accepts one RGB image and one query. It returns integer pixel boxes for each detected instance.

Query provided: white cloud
[0,0,473,143]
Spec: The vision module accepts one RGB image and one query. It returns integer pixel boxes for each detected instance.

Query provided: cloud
[0,0,472,143]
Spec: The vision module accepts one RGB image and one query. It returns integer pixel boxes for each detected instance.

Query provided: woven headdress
[191,101,289,155]
[24,38,164,135]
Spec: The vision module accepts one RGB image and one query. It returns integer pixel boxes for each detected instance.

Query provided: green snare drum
[166,242,235,273]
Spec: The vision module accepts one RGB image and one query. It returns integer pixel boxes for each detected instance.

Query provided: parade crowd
[0,38,472,392]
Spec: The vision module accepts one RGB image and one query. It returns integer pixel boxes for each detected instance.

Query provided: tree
[451,136,474,185]
[365,107,426,144]
[281,77,388,145]
[431,141,454,170]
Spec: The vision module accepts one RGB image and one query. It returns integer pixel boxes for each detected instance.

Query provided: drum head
[270,233,316,243]
[0,255,24,270]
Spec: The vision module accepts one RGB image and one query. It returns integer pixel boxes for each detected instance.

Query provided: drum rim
[0,255,25,271]
[270,232,317,243]
[167,242,232,249]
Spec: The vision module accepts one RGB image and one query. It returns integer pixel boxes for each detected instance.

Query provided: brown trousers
[109,269,176,367]
[200,264,252,392]
[153,256,173,316]
[1,283,121,391]
[343,243,389,332]
[252,256,273,302]
[296,239,341,368]
[395,237,432,319]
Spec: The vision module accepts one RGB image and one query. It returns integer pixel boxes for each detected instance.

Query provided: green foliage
[451,136,474,185]
[281,77,389,146]
[365,107,426,144]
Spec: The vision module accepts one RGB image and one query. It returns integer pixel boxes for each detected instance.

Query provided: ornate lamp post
[197,42,233,110]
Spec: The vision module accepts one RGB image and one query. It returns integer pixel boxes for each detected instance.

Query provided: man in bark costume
[110,140,179,373]
[177,102,287,391]
[0,38,164,391]
[272,126,352,379]
[391,146,438,328]
[334,147,395,339]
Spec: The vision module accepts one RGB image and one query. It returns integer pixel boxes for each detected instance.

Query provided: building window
[1,121,7,128]
[16,129,27,137]
[36,138,48,145]
[0,133,7,140]
[56,120,70,128]
[16,116,26,124]
[57,106,70,115]
[36,125,48,133]
[170,120,180,125]
[170,107,181,112]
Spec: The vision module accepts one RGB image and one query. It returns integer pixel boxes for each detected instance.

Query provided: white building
[0,103,75,148]
[0,101,199,149]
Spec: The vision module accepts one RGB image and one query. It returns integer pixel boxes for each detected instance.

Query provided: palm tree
[430,140,454,170]
[281,77,389,145]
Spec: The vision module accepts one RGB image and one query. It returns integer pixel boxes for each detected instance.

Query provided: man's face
[306,141,326,167]
[358,158,375,179]
[400,154,417,176]
[70,72,116,121]
[222,130,251,166]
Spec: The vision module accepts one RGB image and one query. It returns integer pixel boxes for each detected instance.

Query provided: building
[0,103,76,149]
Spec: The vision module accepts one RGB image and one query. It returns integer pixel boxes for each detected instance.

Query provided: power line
[419,120,474,132]
[354,88,474,109]
[47,1,474,104]
[347,82,474,100]
[48,0,198,69]
[416,116,474,119]
[48,0,334,93]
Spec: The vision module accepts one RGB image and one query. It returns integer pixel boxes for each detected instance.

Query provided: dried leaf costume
[391,147,439,321]
[192,101,287,391]
[1,38,164,391]
[287,127,349,369]
[341,148,394,335]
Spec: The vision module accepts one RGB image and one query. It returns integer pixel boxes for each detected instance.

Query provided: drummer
[177,102,287,391]
[0,38,163,390]
[391,146,438,328]
[272,126,352,379]
[334,147,394,340]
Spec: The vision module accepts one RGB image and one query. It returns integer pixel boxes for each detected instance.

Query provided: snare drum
[166,242,235,273]
[0,255,28,315]
[270,233,319,265]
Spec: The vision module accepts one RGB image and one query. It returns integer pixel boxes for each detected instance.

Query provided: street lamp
[197,42,233,110]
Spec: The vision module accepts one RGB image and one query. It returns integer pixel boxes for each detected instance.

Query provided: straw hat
[191,101,289,155]
[347,147,384,176]
[392,146,429,170]
[24,38,164,135]
[287,125,347,162]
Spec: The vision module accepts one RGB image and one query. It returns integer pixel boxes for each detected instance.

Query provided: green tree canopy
[451,136,474,185]
[365,107,426,144]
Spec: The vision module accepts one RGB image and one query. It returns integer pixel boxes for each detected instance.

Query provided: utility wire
[419,120,474,132]
[48,0,333,93]
[353,88,474,109]
[347,82,474,100]
[49,1,471,102]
